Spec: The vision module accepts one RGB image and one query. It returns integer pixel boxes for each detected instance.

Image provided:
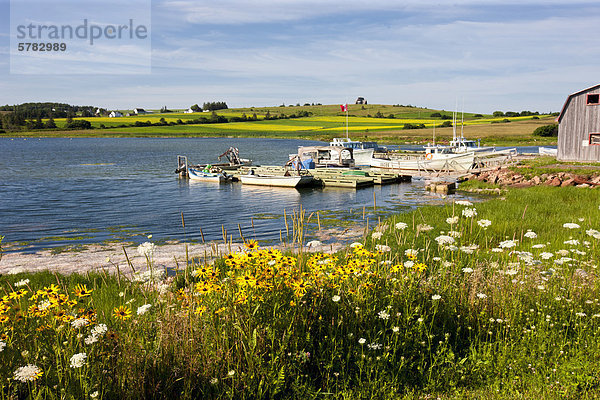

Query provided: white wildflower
[358,338,367,345]
[0,341,5,352]
[477,219,492,229]
[13,364,42,382]
[377,310,390,320]
[404,249,418,258]
[371,232,383,240]
[524,231,537,239]
[499,240,518,249]
[395,222,408,230]
[137,241,156,258]
[505,269,519,276]
[462,208,477,218]
[69,353,87,368]
[210,378,218,385]
[84,335,99,345]
[350,242,363,248]
[564,239,580,246]
[462,267,474,273]
[392,326,400,333]
[435,235,455,246]
[476,293,487,299]
[417,224,433,232]
[71,318,89,329]
[491,248,503,252]
[14,279,29,287]
[375,244,391,252]
[227,370,236,377]
[448,230,462,238]
[431,294,442,300]
[332,295,341,303]
[455,200,473,206]
[137,304,152,315]
[532,244,546,249]
[91,324,108,337]
[563,223,580,229]
[540,252,554,260]
[446,216,459,225]
[460,245,478,254]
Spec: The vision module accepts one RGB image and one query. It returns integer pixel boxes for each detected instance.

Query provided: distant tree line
[493,110,540,117]
[0,102,97,119]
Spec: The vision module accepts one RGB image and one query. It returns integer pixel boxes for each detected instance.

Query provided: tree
[190,104,201,112]
[492,111,504,117]
[532,124,558,137]
[66,113,74,124]
[45,117,57,129]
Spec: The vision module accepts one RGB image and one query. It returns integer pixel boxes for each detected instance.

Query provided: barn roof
[557,83,600,123]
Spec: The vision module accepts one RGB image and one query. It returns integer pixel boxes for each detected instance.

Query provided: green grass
[2,186,600,398]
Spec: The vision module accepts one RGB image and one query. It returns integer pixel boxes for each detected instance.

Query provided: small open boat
[188,168,231,183]
[239,174,313,188]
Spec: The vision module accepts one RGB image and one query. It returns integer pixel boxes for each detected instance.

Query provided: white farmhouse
[109,111,123,118]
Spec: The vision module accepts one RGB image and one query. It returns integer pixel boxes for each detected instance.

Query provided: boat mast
[460,98,464,140]
[433,122,436,146]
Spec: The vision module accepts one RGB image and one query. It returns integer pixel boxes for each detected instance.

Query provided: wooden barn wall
[558,88,600,162]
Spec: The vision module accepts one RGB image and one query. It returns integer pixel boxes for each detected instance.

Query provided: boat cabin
[296,145,355,168]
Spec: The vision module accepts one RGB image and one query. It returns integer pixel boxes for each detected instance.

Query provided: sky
[0,0,599,113]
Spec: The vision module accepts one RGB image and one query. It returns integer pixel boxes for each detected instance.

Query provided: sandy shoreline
[0,240,349,276]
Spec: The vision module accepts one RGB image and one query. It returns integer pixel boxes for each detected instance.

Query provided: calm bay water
[0,137,482,253]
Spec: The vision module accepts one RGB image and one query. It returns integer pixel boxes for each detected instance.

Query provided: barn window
[587,94,600,105]
[590,133,600,145]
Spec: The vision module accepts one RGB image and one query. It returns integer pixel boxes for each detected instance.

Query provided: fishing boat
[295,145,355,168]
[370,150,476,172]
[239,173,314,188]
[188,168,231,183]
[329,138,382,166]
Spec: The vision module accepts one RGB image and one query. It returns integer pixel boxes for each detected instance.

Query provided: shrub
[532,124,558,137]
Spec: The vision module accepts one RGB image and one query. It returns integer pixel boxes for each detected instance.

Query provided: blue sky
[1,0,599,113]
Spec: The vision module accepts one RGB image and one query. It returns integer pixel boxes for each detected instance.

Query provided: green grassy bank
[1,185,598,399]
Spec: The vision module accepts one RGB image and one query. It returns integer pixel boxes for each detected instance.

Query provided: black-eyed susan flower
[244,240,258,250]
[113,306,132,321]
[73,284,93,298]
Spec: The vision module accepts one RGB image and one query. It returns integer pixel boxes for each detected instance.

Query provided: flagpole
[346,105,348,139]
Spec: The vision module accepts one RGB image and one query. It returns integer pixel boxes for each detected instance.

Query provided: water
[0,137,512,253]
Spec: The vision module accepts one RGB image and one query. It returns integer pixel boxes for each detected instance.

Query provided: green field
[3,104,558,146]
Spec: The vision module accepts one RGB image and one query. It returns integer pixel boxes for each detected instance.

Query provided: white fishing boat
[188,168,231,183]
[329,138,382,166]
[370,150,476,172]
[295,146,355,168]
[239,174,314,188]
[539,147,558,156]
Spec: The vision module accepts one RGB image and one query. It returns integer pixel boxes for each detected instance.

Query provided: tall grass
[1,186,600,398]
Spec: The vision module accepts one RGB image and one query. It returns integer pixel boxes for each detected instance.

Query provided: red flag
[340,104,347,112]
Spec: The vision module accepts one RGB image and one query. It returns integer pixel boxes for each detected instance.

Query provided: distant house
[109,111,123,118]
[355,97,367,105]
[557,84,600,162]
[184,108,196,114]
[133,108,147,115]
[95,108,102,116]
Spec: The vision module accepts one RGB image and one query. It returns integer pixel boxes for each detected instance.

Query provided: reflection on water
[0,137,476,253]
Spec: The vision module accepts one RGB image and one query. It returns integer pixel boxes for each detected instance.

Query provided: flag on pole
[340,104,347,112]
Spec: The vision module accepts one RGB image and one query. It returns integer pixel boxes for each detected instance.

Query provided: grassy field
[1,104,558,146]
[1,185,599,398]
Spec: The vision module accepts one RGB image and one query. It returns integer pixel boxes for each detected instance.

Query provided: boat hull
[370,152,475,172]
[239,175,313,188]
[188,169,229,183]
